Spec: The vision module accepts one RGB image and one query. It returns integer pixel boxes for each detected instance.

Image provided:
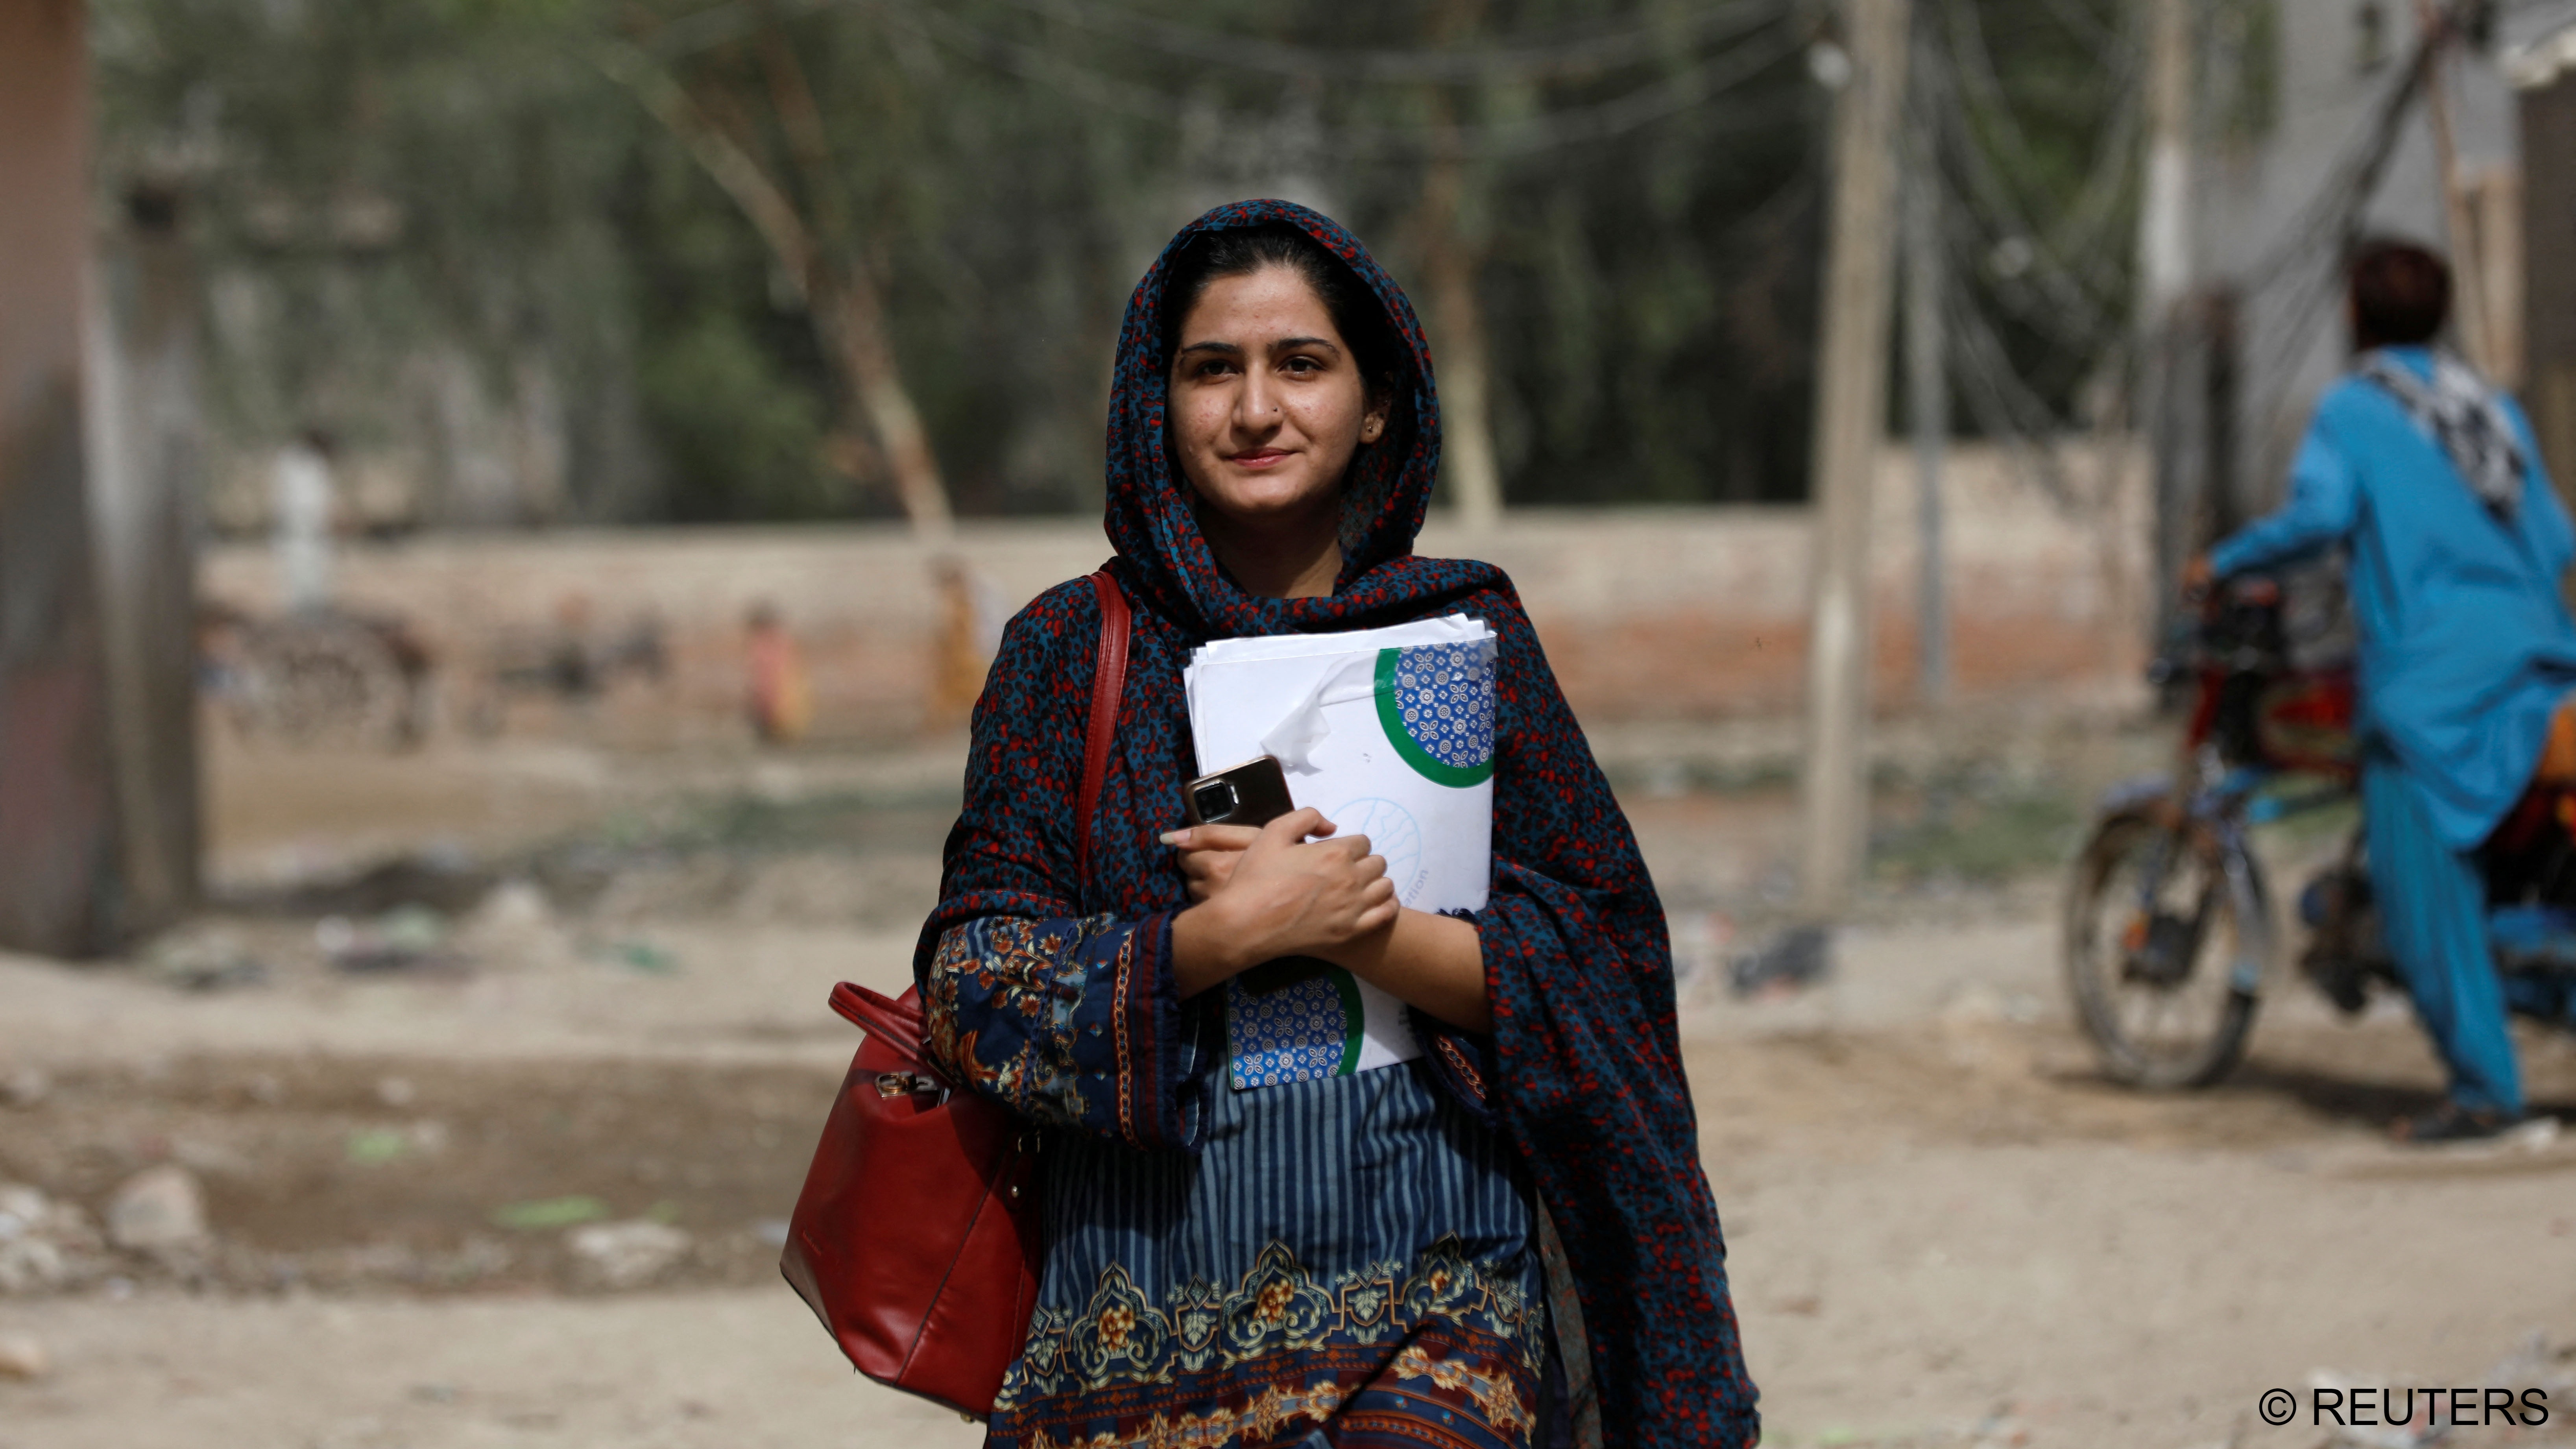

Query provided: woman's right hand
[1169,807,1396,996]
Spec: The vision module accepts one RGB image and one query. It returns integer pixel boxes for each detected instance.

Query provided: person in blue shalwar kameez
[2192,239,2576,1141]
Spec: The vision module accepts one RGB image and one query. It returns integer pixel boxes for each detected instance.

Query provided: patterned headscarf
[1102,199,1501,636]
[2357,349,2528,518]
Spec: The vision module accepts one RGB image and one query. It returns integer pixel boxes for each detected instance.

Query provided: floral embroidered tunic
[926,916,1546,1448]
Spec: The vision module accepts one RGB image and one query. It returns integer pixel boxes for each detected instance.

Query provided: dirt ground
[7,724,2576,1449]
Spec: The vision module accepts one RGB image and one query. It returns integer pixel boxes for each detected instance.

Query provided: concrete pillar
[0,0,120,956]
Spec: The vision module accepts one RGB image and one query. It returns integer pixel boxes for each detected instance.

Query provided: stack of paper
[1183,615,1497,1089]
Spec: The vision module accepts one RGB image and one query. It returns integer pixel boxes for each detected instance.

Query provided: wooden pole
[1902,46,1949,708]
[2511,40,2576,503]
[83,181,204,933]
[1798,0,1911,916]
[2139,0,2194,323]
[2139,0,2196,654]
[0,0,122,957]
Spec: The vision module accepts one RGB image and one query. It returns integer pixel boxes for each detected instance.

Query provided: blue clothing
[1012,1052,1546,1448]
[2209,346,2576,849]
[2362,754,2522,1116]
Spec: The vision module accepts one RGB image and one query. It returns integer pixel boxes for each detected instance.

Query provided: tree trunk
[1420,160,1503,531]
[818,266,952,538]
[1414,0,1503,530]
[600,41,957,537]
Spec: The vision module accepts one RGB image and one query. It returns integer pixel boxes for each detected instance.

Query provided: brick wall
[201,439,2151,739]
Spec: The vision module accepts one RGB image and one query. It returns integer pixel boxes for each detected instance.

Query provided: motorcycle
[2064,576,2576,1088]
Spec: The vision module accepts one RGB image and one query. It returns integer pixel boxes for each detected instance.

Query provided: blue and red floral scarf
[931,199,1756,1447]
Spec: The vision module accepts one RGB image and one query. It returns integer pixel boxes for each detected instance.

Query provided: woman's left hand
[1162,822,1263,903]
[1165,819,1490,1032]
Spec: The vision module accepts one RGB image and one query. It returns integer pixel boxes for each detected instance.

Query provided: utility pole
[1798,0,1912,917]
[1902,23,1949,708]
[2140,0,2193,323]
[2412,0,2497,376]
[0,0,124,957]
[84,178,205,933]
[2139,0,2196,651]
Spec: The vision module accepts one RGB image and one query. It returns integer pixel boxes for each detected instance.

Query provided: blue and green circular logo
[1374,642,1495,787]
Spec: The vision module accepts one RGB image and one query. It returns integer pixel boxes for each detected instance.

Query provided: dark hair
[1160,223,1409,411]
[2348,238,2450,349]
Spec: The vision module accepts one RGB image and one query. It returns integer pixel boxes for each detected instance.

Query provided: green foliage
[91,0,2145,523]
[635,311,834,521]
[2210,0,2282,152]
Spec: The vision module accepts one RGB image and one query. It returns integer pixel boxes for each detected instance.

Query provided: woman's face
[1167,265,1388,534]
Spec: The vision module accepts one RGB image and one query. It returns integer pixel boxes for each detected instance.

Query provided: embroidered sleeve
[1405,911,1500,1123]
[923,910,1212,1151]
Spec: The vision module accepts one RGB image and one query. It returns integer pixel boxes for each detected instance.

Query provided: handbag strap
[1076,568,1132,891]
[829,980,923,1039]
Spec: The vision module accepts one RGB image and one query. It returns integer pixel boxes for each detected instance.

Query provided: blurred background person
[271,427,339,615]
[924,557,1000,731]
[743,600,812,745]
[2188,240,2576,1143]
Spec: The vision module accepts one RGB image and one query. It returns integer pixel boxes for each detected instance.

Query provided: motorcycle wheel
[2064,808,2267,1089]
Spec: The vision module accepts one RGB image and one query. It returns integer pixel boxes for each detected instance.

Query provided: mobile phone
[1182,755,1296,828]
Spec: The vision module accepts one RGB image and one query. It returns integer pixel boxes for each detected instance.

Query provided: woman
[918,200,1754,1448]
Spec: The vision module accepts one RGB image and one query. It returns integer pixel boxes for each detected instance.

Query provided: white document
[1183,616,1497,1089]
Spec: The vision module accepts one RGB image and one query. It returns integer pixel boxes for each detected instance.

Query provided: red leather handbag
[780,567,1132,1421]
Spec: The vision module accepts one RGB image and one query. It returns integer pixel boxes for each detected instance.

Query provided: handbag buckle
[874,1072,948,1102]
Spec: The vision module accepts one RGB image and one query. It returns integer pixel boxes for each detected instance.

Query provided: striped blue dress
[923,914,1548,1449]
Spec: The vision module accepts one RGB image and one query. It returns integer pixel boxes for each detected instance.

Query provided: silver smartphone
[1182,754,1296,829]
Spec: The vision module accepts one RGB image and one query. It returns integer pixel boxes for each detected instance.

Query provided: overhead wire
[1907,0,2146,518]
[1937,0,2141,307]
[854,0,1803,161]
[1924,0,2140,377]
[2233,16,2443,484]
[972,0,1789,85]
[643,0,1805,161]
[652,0,1782,81]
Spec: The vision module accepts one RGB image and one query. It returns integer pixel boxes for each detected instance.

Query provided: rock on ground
[0,1331,49,1380]
[105,1166,210,1252]
[0,1183,102,1295]
[566,1220,692,1290]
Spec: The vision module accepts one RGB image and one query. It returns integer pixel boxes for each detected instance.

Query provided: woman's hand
[1163,822,1261,904]
[1168,808,1397,995]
